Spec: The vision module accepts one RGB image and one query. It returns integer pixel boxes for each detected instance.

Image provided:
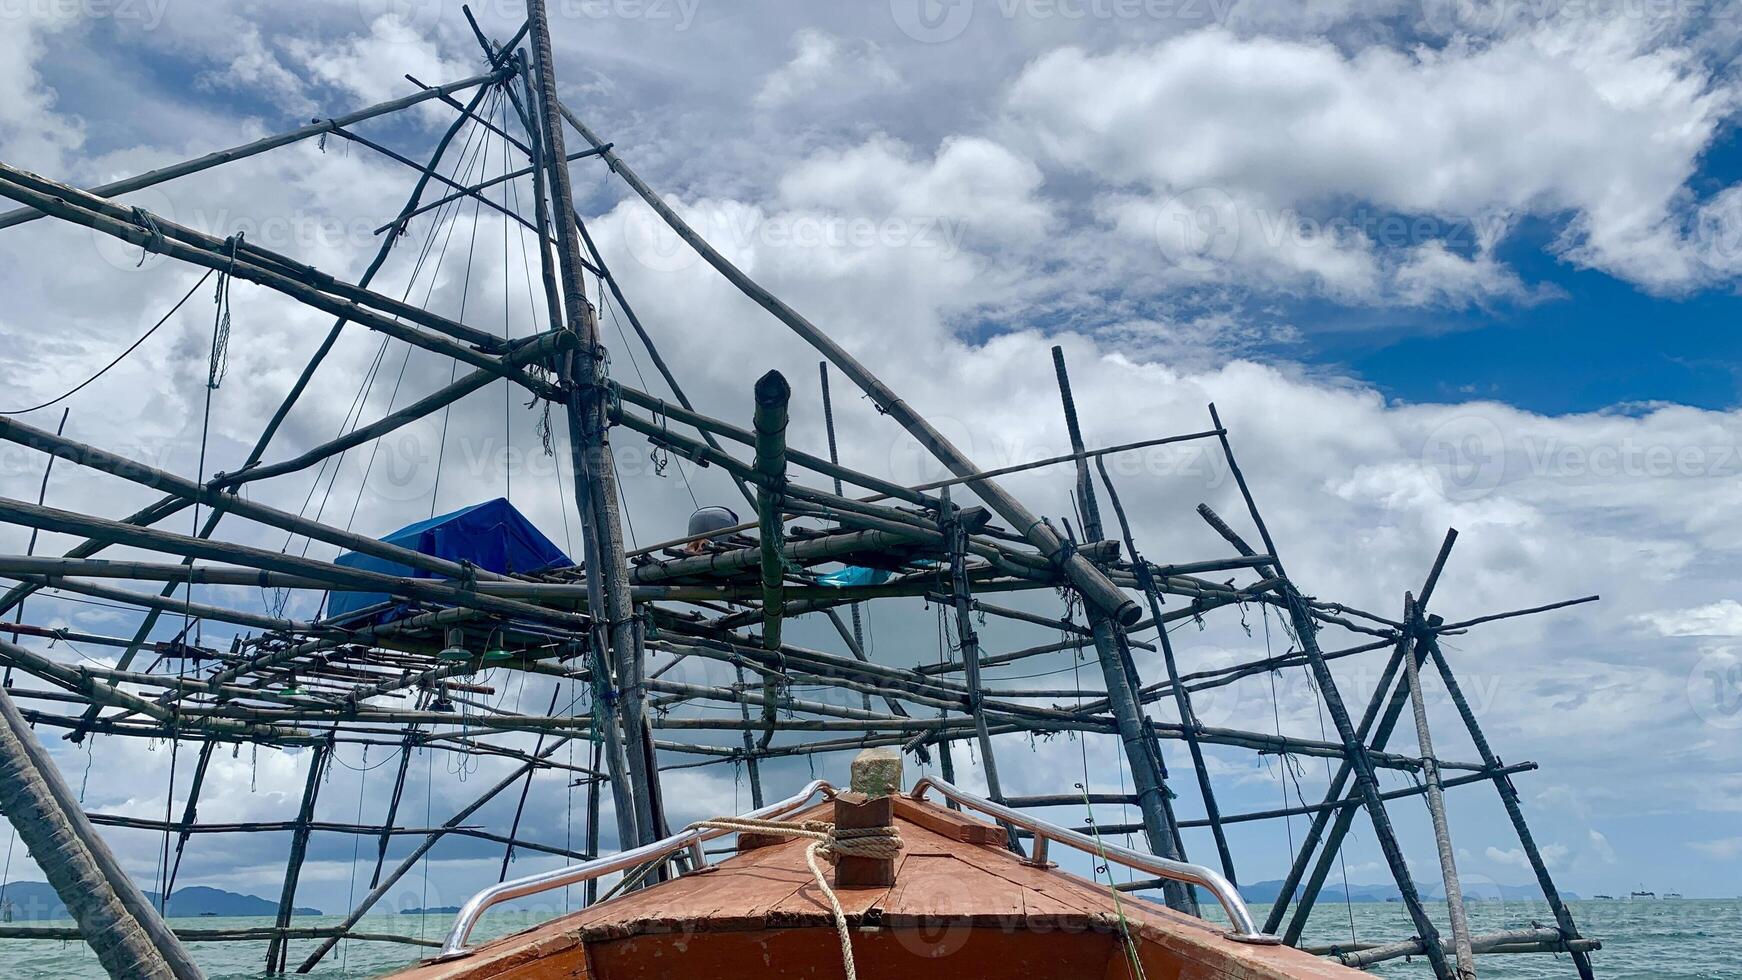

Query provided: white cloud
[5,0,1742,919]
[283,14,473,118]
[779,134,1053,243]
[1635,599,1742,637]
[1688,836,1742,860]
[1489,842,1568,870]
[755,29,901,108]
[1005,21,1738,293]
[0,14,86,174]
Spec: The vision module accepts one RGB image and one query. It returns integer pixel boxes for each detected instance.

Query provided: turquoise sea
[0,899,1733,978]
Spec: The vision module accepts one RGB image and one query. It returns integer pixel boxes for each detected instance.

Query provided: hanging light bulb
[437,627,471,662]
[277,674,305,696]
[481,629,513,662]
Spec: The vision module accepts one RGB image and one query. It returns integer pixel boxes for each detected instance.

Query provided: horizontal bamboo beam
[0,68,514,231]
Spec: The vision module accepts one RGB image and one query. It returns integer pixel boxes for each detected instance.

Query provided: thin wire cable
[0,270,213,415]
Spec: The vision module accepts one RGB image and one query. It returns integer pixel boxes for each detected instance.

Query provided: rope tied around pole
[688,816,902,980]
[129,206,165,266]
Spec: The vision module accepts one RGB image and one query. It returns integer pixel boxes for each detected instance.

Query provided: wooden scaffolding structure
[0,7,1600,978]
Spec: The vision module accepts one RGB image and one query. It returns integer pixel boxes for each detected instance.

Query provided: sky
[0,0,1740,949]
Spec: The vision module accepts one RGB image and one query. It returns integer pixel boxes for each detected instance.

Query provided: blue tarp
[815,566,894,588]
[327,498,573,621]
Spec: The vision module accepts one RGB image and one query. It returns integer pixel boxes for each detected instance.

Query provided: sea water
[0,899,1734,978]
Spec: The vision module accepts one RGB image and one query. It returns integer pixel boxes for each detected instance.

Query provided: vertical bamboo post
[556,101,1142,629]
[1424,631,1596,980]
[820,362,873,713]
[370,731,418,888]
[1097,459,1238,886]
[752,371,792,751]
[266,740,330,973]
[585,738,603,906]
[940,484,1023,854]
[1402,594,1476,978]
[525,0,658,848]
[1207,404,1450,978]
[499,685,564,881]
[162,739,216,901]
[1278,530,1456,943]
[1269,638,1407,936]
[1050,347,1194,913]
[0,686,199,980]
[731,659,765,808]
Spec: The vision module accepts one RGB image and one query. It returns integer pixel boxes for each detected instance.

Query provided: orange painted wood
[891,795,1007,846]
[384,795,1366,980]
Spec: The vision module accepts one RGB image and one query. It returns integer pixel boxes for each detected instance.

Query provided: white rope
[690,817,902,980]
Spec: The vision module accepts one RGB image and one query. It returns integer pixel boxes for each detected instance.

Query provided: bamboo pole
[1097,455,1237,887]
[0,497,591,626]
[525,0,655,851]
[1278,531,1456,944]
[1050,348,1193,913]
[556,102,1141,628]
[819,361,871,714]
[161,740,214,902]
[1402,594,1476,979]
[0,415,520,587]
[941,484,1023,852]
[0,685,203,979]
[1423,631,1596,980]
[0,67,514,231]
[1207,402,1448,976]
[265,740,329,973]
[292,739,569,973]
[57,79,512,741]
[0,165,516,358]
[210,331,574,490]
[752,370,791,751]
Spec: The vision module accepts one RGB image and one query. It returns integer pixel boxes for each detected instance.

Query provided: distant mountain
[400,906,462,915]
[0,882,320,920]
[1183,880,1577,905]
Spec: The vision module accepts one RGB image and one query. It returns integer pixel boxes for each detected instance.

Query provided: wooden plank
[892,795,1006,846]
